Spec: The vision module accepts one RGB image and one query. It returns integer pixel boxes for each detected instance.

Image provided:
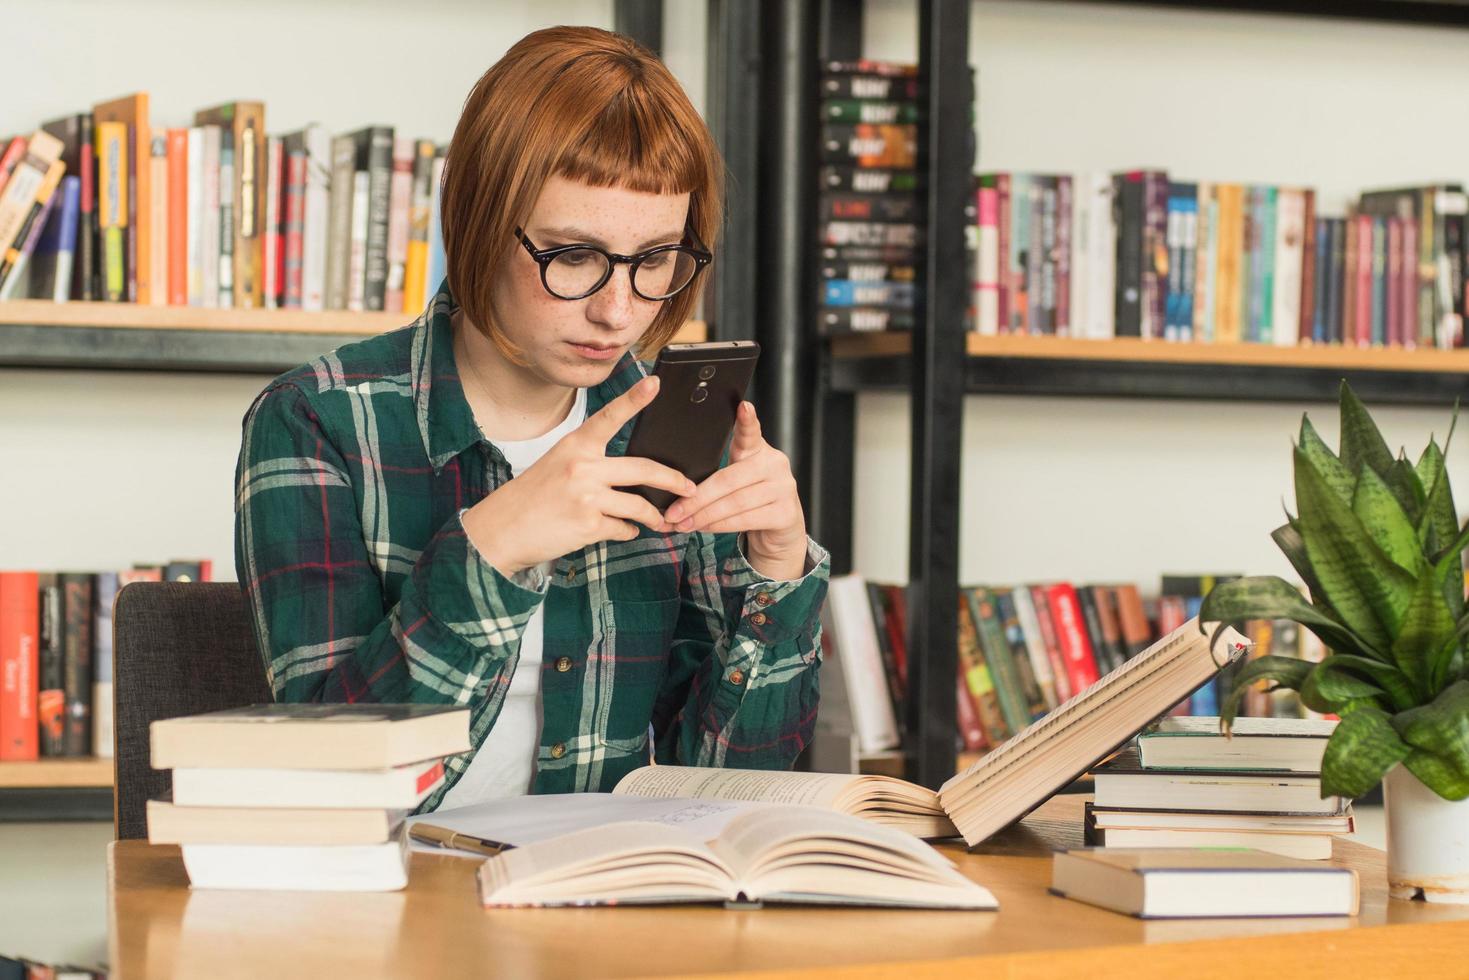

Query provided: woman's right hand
[462,376,693,576]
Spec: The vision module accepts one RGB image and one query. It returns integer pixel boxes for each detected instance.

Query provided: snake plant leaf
[1383,455,1427,529]
[1392,566,1459,699]
[1295,446,1414,649]
[1392,680,1469,801]
[1320,703,1411,799]
[1298,414,1355,505]
[1298,667,1343,715]
[1338,381,1396,480]
[1271,520,1333,611]
[1307,658,1387,705]
[1309,654,1416,712]
[1218,655,1314,729]
[1417,438,1457,554]
[1433,547,1467,625]
[1198,575,1379,661]
[1352,466,1426,576]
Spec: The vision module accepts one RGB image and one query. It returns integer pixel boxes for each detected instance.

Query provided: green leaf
[1352,466,1426,576]
[1308,659,1387,705]
[1384,455,1428,529]
[1198,576,1379,661]
[1338,381,1396,480]
[1298,414,1355,505]
[1393,566,1459,698]
[1219,655,1313,728]
[1295,445,1415,649]
[1311,654,1416,711]
[1392,681,1469,801]
[1434,544,1467,625]
[1320,704,1411,799]
[1416,438,1457,554]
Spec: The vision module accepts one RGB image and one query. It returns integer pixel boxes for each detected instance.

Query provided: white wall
[853,0,1469,588]
[4,0,1468,591]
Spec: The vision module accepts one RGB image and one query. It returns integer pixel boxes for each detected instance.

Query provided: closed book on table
[150,703,469,770]
[170,758,445,809]
[182,826,410,892]
[1093,747,1345,814]
[1137,715,1335,771]
[147,800,406,846]
[1050,847,1358,918]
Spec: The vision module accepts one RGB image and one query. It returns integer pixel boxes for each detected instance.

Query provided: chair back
[113,581,271,839]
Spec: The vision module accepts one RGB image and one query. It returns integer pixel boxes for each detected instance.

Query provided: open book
[476,804,996,910]
[612,764,958,839]
[939,617,1249,846]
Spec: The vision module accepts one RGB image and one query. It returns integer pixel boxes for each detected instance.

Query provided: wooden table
[107,795,1469,979]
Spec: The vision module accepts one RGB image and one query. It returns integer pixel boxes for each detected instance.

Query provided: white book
[1273,187,1305,346]
[263,135,282,309]
[299,124,331,312]
[148,135,169,305]
[186,127,204,306]
[823,575,900,755]
[170,758,445,809]
[1198,183,1219,343]
[149,800,405,846]
[1068,172,1089,338]
[385,135,414,313]
[1137,715,1336,771]
[1095,826,1334,860]
[1082,172,1116,339]
[199,124,221,309]
[182,825,409,891]
[347,170,369,311]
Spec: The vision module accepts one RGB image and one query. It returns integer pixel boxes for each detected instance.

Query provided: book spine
[425,150,447,301]
[1401,215,1420,348]
[822,280,914,307]
[202,126,222,308]
[866,584,906,727]
[125,122,138,300]
[1299,189,1317,344]
[967,587,1032,734]
[995,172,1011,333]
[996,590,1048,719]
[1164,186,1185,341]
[1326,218,1345,344]
[325,134,356,310]
[348,170,370,311]
[822,192,917,224]
[1342,214,1359,345]
[26,175,80,302]
[1387,216,1404,347]
[1044,583,1101,692]
[1372,216,1388,346]
[0,161,63,298]
[0,572,40,761]
[218,130,235,308]
[167,130,188,305]
[819,123,918,168]
[262,135,282,309]
[819,165,922,194]
[1055,174,1072,336]
[37,575,64,757]
[1143,170,1169,339]
[1009,174,1031,333]
[283,151,306,308]
[1010,586,1058,710]
[90,122,126,302]
[1027,585,1073,703]
[185,128,203,305]
[385,135,414,314]
[92,572,118,759]
[822,99,921,124]
[819,307,915,333]
[1193,182,1214,342]
[954,660,988,753]
[1112,174,1143,337]
[1068,173,1089,338]
[820,73,922,100]
[302,125,330,313]
[361,127,394,311]
[976,180,999,335]
[1026,179,1044,334]
[402,139,435,316]
[956,593,1010,744]
[1356,213,1374,347]
[60,574,93,757]
[1179,187,1198,341]
[148,136,168,305]
[1088,173,1116,339]
[881,584,909,704]
[1073,586,1116,675]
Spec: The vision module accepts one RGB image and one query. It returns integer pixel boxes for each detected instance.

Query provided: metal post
[613,0,664,55]
[705,0,762,344]
[907,0,970,789]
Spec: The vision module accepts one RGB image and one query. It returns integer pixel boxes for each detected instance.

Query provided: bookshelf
[0,302,708,374]
[806,0,1469,789]
[0,759,112,789]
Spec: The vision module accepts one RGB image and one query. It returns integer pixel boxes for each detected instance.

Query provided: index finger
[580,375,659,444]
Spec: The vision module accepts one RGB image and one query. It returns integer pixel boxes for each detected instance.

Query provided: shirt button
[750,611,767,626]
[755,592,773,607]
[565,564,577,582]
[555,656,572,673]
[550,743,567,760]
[728,669,745,686]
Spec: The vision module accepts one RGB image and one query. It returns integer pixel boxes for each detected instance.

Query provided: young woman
[234,26,829,812]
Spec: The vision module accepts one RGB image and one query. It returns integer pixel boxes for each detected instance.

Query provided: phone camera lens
[690,387,709,404]
[698,365,716,380]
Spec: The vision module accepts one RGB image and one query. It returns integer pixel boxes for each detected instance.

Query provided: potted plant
[1199,381,1469,904]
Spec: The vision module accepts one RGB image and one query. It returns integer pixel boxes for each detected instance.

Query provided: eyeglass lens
[543,247,700,300]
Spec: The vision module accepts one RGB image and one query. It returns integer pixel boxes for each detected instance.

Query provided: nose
[583,262,643,331]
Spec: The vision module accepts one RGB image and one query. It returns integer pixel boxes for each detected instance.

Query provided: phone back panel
[623,342,760,511]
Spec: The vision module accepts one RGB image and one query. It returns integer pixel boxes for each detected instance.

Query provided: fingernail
[665,506,682,522]
[677,518,694,532]
[684,480,696,494]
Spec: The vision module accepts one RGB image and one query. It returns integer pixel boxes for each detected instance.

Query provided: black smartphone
[620,340,761,511]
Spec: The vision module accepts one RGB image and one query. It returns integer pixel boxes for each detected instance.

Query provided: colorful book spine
[402,139,436,316]
[1044,583,1101,694]
[25,175,80,301]
[325,133,355,310]
[148,135,169,305]
[92,573,118,759]
[0,160,64,299]
[262,135,282,309]
[0,572,40,761]
[283,150,306,308]
[976,178,999,335]
[385,135,414,313]
[424,149,447,299]
[166,129,188,306]
[218,129,235,308]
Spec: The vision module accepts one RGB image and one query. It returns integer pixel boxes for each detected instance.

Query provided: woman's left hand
[661,401,808,581]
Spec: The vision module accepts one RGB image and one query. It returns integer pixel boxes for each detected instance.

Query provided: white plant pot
[1384,763,1469,904]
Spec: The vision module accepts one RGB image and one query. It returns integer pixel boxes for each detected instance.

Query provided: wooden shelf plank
[831,331,1469,374]
[0,299,406,335]
[0,758,114,788]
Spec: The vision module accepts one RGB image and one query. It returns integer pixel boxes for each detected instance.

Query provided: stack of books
[145,704,469,891]
[1086,716,1351,859]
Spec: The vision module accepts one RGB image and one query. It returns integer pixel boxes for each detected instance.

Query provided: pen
[408,823,516,857]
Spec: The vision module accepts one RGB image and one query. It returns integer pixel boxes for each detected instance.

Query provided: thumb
[730,401,763,462]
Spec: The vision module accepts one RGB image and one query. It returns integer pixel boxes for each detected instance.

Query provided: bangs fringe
[554,79,704,196]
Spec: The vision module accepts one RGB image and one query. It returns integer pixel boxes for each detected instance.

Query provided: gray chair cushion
[113,582,272,840]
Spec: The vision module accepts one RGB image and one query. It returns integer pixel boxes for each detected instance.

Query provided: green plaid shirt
[234,283,829,811]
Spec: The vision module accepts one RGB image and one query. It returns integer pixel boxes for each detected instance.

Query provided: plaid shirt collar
[412,281,648,475]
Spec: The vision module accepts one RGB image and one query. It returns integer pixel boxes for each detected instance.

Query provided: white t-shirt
[439,386,588,808]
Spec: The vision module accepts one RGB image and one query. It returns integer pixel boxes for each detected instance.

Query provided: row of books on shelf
[0,561,212,762]
[0,95,446,315]
[0,953,105,979]
[819,573,1326,758]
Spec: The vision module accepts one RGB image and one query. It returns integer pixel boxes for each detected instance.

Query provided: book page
[613,766,857,809]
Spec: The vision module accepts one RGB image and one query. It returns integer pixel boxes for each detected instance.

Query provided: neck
[453,310,576,441]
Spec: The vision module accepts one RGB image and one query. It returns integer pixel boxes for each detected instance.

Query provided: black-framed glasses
[514,227,712,301]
